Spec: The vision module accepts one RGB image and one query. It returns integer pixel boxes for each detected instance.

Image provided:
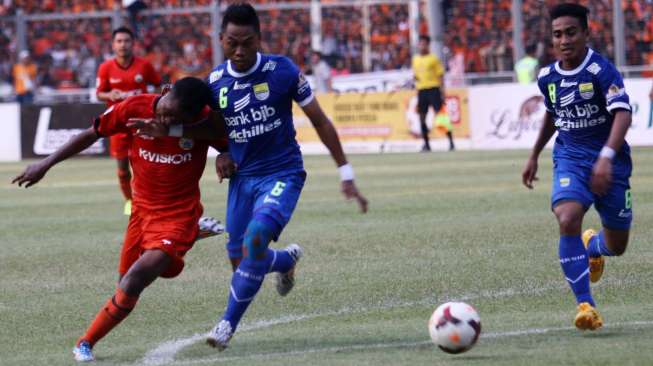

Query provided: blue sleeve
[537,76,554,113]
[284,58,314,107]
[597,63,630,114]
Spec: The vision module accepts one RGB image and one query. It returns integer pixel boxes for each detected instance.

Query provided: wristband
[169,124,183,137]
[599,146,616,160]
[338,163,355,181]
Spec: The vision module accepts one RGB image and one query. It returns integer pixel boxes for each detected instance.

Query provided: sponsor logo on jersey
[225,105,276,126]
[560,79,577,87]
[209,69,224,83]
[233,81,251,90]
[134,74,143,83]
[586,62,601,75]
[262,60,277,72]
[109,78,122,84]
[559,177,570,187]
[253,82,270,100]
[138,148,192,164]
[560,92,575,107]
[179,138,194,150]
[297,73,311,95]
[162,239,172,245]
[228,118,282,143]
[579,82,594,99]
[606,84,625,101]
[234,93,251,112]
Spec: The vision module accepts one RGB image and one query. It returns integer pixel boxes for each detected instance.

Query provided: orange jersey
[94,94,226,213]
[96,57,161,107]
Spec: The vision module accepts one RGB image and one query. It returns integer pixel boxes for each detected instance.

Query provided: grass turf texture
[1,149,652,366]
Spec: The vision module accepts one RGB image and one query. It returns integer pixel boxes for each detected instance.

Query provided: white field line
[168,320,653,365]
[141,277,643,365]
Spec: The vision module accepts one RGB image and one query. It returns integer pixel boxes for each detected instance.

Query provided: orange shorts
[118,204,202,278]
[110,133,131,160]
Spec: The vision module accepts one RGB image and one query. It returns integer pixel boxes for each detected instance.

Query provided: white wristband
[169,124,183,137]
[338,163,355,181]
[599,146,616,160]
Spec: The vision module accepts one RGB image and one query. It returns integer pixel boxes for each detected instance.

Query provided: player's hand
[12,161,50,188]
[522,156,539,189]
[591,157,612,196]
[341,180,368,213]
[215,152,237,183]
[109,89,124,102]
[127,118,169,137]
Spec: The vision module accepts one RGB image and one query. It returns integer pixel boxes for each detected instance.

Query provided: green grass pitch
[1,149,652,365]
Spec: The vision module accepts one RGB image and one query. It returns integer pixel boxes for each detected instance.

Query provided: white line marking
[169,320,653,365]
[142,277,644,366]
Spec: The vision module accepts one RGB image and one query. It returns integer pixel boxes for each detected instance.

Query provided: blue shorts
[225,171,306,259]
[551,162,632,230]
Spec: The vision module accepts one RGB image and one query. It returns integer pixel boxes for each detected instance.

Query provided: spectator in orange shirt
[13,50,37,104]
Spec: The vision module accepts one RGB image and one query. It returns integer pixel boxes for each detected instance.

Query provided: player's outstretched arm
[128,111,226,140]
[522,111,555,189]
[12,127,99,188]
[301,98,368,213]
[591,110,631,195]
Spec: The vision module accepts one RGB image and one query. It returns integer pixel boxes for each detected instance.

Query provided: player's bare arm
[12,127,99,188]
[98,89,125,102]
[128,110,227,140]
[302,98,368,213]
[591,110,631,196]
[522,111,556,189]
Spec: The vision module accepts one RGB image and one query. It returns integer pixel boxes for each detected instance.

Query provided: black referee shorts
[417,87,443,115]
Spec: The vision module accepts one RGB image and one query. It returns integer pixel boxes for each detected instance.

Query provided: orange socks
[77,288,139,347]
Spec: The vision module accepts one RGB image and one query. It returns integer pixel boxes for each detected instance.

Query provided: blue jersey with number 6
[208,52,314,176]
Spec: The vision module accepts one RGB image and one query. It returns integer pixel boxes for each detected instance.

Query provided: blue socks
[559,235,594,306]
[586,230,615,258]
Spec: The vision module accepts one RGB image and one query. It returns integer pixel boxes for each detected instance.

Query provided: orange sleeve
[96,63,110,94]
[94,100,129,137]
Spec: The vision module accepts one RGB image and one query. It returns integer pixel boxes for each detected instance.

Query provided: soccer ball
[428,302,481,354]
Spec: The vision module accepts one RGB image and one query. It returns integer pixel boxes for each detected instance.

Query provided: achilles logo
[229,118,282,143]
[138,148,192,164]
[34,107,105,155]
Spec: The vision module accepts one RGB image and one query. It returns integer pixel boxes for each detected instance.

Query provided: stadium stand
[0,0,651,94]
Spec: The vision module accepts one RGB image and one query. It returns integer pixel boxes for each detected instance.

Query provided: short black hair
[221,3,261,36]
[112,26,135,40]
[550,3,589,30]
[170,77,213,117]
[418,35,431,43]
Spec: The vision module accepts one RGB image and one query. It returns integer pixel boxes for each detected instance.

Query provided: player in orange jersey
[13,77,229,362]
[96,26,161,214]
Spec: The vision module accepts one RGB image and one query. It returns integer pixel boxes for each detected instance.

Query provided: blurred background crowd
[0,0,652,95]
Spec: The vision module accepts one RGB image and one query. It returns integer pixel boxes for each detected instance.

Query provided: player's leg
[417,90,431,151]
[208,172,305,350]
[433,88,454,151]
[585,181,633,282]
[551,166,602,330]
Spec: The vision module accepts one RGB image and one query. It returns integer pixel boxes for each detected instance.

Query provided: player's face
[220,23,260,72]
[156,94,195,126]
[112,33,134,59]
[418,40,429,55]
[551,16,588,65]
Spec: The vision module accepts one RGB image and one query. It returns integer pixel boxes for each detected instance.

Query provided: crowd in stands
[0,0,652,98]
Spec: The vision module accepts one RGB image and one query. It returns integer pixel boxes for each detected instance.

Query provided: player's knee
[608,242,628,256]
[243,218,278,261]
[556,212,582,234]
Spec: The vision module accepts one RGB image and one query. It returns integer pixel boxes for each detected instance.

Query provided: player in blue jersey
[129,2,368,350]
[522,3,633,331]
